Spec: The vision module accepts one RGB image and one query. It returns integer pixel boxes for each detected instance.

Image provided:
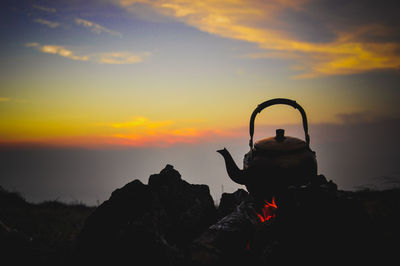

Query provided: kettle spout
[217,148,247,185]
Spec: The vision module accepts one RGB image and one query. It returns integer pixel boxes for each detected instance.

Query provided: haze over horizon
[1,0,400,204]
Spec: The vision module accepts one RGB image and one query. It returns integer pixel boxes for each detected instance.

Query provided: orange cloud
[111,116,173,129]
[0,129,241,148]
[106,117,241,147]
[112,130,204,147]
[0,116,243,148]
[25,43,89,61]
[0,97,10,102]
[96,52,150,64]
[119,0,400,78]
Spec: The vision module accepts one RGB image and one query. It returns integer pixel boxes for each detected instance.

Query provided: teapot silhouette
[218,98,317,201]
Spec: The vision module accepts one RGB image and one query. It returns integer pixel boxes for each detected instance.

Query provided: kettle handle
[249,98,310,149]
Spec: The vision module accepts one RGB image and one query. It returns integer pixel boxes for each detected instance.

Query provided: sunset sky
[1,0,400,204]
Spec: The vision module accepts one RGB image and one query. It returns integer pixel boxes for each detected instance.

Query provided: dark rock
[191,197,277,266]
[77,179,155,264]
[149,164,182,188]
[148,165,216,246]
[0,219,35,265]
[77,165,216,264]
[217,189,249,219]
[310,174,328,186]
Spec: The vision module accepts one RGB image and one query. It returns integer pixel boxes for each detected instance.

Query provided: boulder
[217,189,249,219]
[77,165,216,265]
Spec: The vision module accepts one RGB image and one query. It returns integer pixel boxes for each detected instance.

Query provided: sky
[1,0,400,204]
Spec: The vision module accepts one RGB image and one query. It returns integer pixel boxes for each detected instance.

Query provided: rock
[148,164,181,188]
[191,197,275,266]
[77,165,216,264]
[0,219,34,265]
[148,165,216,246]
[217,189,249,219]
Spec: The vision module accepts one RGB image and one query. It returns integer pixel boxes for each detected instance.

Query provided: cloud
[32,44,89,61]
[75,18,122,37]
[96,52,150,64]
[33,18,60,28]
[335,111,398,125]
[336,111,372,124]
[25,42,148,64]
[103,116,240,147]
[376,175,400,187]
[0,116,239,148]
[118,0,400,78]
[32,4,56,13]
[111,117,173,129]
[25,42,90,62]
[0,97,10,102]
[25,42,39,47]
[0,97,26,103]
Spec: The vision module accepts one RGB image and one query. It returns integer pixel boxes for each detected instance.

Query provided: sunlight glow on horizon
[1,0,399,148]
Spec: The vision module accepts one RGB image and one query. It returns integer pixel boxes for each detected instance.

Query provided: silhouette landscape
[1,0,400,265]
[2,167,400,265]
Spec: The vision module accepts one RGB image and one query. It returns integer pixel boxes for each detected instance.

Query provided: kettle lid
[254,129,308,153]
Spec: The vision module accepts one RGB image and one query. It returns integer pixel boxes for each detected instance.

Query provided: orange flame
[256,197,277,222]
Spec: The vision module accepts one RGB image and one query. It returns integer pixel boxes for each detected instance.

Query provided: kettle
[218,98,317,200]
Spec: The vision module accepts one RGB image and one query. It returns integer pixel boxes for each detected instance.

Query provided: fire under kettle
[218,98,317,201]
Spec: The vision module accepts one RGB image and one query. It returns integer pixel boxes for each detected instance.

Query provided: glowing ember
[256,197,277,222]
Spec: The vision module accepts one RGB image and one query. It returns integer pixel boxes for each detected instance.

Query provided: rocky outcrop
[77,164,216,265]
[77,167,399,266]
[217,189,249,219]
